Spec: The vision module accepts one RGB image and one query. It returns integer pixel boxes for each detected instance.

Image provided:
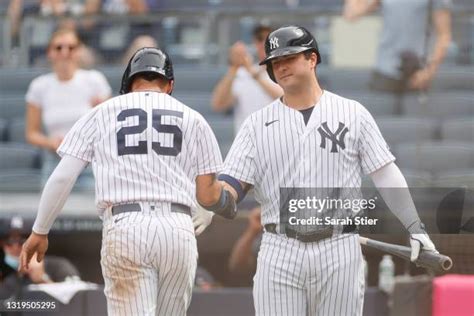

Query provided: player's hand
[25,253,49,284]
[19,232,49,273]
[410,233,438,262]
[193,205,215,236]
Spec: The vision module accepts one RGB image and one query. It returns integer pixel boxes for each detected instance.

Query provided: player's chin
[276,74,294,86]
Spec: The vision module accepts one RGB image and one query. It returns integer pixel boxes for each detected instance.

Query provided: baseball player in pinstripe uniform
[18,47,237,315]
[212,26,439,315]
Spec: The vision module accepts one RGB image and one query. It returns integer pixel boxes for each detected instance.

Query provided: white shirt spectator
[25,69,112,138]
[231,67,276,133]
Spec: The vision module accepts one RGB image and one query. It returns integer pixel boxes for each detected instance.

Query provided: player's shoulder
[101,92,202,119]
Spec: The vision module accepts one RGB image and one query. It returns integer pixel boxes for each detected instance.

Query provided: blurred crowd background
[0,0,473,315]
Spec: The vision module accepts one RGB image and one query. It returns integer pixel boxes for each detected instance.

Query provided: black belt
[111,203,191,217]
[264,223,357,243]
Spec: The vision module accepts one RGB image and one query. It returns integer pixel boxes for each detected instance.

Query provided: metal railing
[1,5,473,67]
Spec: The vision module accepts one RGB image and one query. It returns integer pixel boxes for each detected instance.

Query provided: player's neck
[133,88,164,93]
[282,82,323,111]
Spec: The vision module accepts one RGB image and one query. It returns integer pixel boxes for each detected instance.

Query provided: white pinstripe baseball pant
[100,202,198,316]
[253,233,365,316]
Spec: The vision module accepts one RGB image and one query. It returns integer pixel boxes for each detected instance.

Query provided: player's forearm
[196,179,224,207]
[211,67,238,112]
[33,156,88,234]
[369,162,422,233]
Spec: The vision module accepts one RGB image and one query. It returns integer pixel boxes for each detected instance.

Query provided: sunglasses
[52,44,79,52]
[5,237,26,245]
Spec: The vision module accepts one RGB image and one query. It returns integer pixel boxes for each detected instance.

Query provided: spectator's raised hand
[229,41,249,67]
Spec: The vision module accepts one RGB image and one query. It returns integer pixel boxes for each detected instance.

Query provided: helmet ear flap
[120,62,132,95]
[266,63,276,83]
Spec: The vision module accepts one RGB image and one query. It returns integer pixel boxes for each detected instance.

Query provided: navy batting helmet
[120,47,174,95]
[259,25,321,82]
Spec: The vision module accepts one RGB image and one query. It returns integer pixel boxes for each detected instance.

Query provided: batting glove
[410,233,438,262]
[192,205,215,236]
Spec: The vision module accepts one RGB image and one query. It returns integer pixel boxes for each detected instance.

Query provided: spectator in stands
[228,208,262,277]
[121,35,158,65]
[195,266,219,290]
[84,0,157,60]
[7,0,42,45]
[25,27,111,185]
[85,0,147,15]
[211,25,283,133]
[343,0,452,92]
[0,216,79,299]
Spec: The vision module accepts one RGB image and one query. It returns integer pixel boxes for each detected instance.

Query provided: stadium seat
[319,68,372,92]
[174,67,227,94]
[98,66,122,95]
[8,118,26,143]
[342,91,397,116]
[376,117,438,145]
[0,143,41,169]
[220,141,233,159]
[399,168,433,187]
[0,96,26,120]
[208,118,235,146]
[432,67,474,91]
[361,168,432,188]
[432,169,474,188]
[174,92,214,116]
[393,142,474,174]
[441,118,474,142]
[0,169,43,192]
[0,118,7,141]
[0,69,45,94]
[402,92,474,118]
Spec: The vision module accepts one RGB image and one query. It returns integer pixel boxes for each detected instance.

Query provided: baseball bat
[359,236,453,273]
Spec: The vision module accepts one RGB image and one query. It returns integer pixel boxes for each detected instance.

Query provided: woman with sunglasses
[25,27,112,186]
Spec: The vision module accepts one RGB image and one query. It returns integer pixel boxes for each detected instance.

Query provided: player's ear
[310,52,318,69]
[167,80,174,95]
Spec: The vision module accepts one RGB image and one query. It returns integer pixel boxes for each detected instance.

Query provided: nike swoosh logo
[265,120,279,127]
[114,216,129,224]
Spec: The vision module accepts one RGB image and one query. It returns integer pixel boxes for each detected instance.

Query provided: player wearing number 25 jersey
[18,48,237,316]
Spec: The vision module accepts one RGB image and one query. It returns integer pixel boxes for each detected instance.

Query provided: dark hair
[303,50,318,62]
[136,72,164,82]
[253,24,272,42]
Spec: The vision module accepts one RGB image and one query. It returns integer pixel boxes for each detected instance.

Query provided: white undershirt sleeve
[32,155,88,234]
[369,162,422,233]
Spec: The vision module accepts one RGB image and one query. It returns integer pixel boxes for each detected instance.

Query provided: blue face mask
[4,254,19,270]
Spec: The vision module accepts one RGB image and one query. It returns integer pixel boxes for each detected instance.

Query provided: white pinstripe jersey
[223,90,395,226]
[58,91,223,214]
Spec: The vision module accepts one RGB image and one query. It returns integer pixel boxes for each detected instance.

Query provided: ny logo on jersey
[269,37,279,50]
[318,122,349,153]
